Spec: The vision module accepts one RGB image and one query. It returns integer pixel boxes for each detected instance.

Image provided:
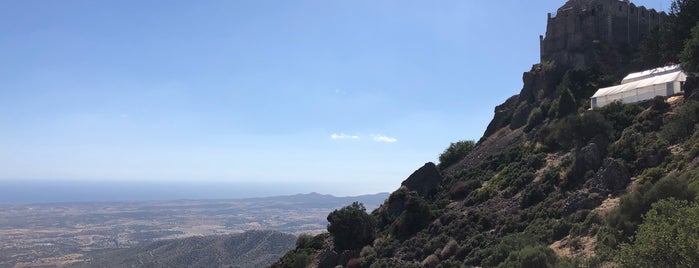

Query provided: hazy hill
[272,0,699,267]
[81,230,295,268]
[0,192,389,267]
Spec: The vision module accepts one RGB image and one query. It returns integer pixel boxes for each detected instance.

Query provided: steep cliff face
[271,1,699,267]
[540,0,666,70]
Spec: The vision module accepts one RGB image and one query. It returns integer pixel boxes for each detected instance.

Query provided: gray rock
[483,95,519,138]
[590,158,630,194]
[563,190,605,215]
[509,101,533,130]
[401,162,444,198]
[571,143,604,179]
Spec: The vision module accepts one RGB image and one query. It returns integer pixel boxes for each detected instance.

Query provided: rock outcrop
[401,162,444,197]
[484,95,519,138]
[589,158,631,194]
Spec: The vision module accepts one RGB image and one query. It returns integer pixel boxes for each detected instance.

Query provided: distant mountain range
[244,192,389,210]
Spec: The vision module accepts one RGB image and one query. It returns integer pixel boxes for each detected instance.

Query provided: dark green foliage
[521,169,559,208]
[680,23,699,72]
[617,198,699,267]
[558,69,600,101]
[391,195,432,240]
[478,233,542,267]
[671,0,699,45]
[327,202,376,251]
[520,181,554,208]
[660,100,699,143]
[556,88,577,118]
[525,107,544,132]
[635,0,699,68]
[543,111,613,150]
[271,233,330,268]
[496,245,558,268]
[523,218,571,244]
[601,172,699,251]
[438,140,475,169]
[635,28,664,69]
[609,130,669,171]
[448,179,481,200]
[597,101,643,139]
[295,233,325,250]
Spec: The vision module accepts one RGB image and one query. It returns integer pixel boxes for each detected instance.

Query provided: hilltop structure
[591,65,687,108]
[540,0,666,69]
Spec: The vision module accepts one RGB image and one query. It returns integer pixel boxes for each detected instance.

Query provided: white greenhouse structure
[591,65,687,109]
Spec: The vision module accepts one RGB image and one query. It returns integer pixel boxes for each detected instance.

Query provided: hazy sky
[0,0,669,196]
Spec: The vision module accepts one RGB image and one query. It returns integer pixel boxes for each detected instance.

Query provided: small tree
[327,202,375,251]
[680,23,699,73]
[438,140,475,169]
[556,88,577,118]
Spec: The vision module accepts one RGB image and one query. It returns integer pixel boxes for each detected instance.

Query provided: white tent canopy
[591,65,687,108]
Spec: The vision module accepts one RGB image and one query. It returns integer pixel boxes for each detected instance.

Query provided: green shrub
[496,245,558,268]
[327,202,376,250]
[557,88,577,118]
[449,179,481,200]
[597,101,643,139]
[602,172,698,251]
[617,198,699,267]
[465,185,496,206]
[480,233,541,267]
[660,100,699,143]
[392,195,432,239]
[558,69,599,101]
[525,107,544,132]
[438,140,475,169]
[295,234,313,249]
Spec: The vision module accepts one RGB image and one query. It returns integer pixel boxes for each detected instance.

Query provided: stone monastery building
[540,0,666,69]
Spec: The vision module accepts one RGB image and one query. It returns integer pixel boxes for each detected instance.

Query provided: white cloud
[330,133,360,140]
[372,135,397,143]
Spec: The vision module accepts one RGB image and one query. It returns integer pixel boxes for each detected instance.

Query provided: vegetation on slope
[272,1,699,267]
[85,230,296,268]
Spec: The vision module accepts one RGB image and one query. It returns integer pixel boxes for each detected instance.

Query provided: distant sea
[0,180,340,204]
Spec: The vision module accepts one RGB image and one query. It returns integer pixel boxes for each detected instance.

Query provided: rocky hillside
[272,0,699,267]
[82,230,295,268]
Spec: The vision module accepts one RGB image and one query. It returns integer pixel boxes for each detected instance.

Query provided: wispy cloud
[330,133,360,140]
[372,135,397,143]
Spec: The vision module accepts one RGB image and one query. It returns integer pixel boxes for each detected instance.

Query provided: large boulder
[509,101,533,130]
[589,158,631,194]
[571,143,604,179]
[401,163,444,198]
[563,190,605,215]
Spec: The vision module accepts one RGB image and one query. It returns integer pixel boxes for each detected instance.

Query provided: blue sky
[0,0,669,196]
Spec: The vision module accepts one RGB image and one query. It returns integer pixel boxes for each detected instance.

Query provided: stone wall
[540,0,666,69]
